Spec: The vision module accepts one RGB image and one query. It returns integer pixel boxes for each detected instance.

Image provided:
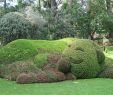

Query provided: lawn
[0,78,113,95]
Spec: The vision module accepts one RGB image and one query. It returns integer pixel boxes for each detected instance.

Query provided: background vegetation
[0,0,113,44]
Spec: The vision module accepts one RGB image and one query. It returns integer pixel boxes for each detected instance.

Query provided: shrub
[36,70,48,83]
[63,39,101,78]
[99,67,113,79]
[0,65,5,78]
[65,73,76,80]
[55,71,66,81]
[58,57,71,73]
[0,69,1,77]
[25,6,47,28]
[34,54,48,68]
[43,63,58,70]
[0,38,73,64]
[1,60,40,81]
[0,40,38,64]
[96,49,105,64]
[0,12,35,44]
[42,53,61,70]
[45,69,65,82]
[45,69,58,82]
[34,53,61,69]
[71,63,100,79]
[16,73,37,84]
[47,53,61,64]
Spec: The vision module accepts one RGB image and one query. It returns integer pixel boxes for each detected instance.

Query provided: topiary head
[63,39,105,79]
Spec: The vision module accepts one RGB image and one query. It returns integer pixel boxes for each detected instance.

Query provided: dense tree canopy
[0,0,113,43]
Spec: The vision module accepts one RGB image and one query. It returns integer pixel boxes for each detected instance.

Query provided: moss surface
[0,38,74,64]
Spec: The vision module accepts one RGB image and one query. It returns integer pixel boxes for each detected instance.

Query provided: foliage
[0,12,46,44]
[44,69,59,82]
[34,54,48,68]
[0,0,113,39]
[63,39,102,78]
[16,73,37,84]
[60,0,113,39]
[58,57,71,73]
[24,6,48,40]
[0,40,38,64]
[41,8,76,40]
[45,69,65,82]
[65,73,76,80]
[47,53,61,64]
[98,45,113,78]
[42,53,61,70]
[0,7,5,18]
[96,49,105,64]
[0,60,40,80]
[0,38,109,83]
[0,12,30,44]
[66,2,90,38]
[25,6,47,28]
[0,38,74,64]
[99,67,113,79]
[36,70,48,83]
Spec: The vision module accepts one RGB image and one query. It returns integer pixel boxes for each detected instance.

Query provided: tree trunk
[4,0,6,13]
[106,0,113,14]
[51,0,57,16]
[38,0,41,11]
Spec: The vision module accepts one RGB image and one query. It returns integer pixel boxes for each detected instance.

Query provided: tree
[0,12,46,44]
[106,0,113,14]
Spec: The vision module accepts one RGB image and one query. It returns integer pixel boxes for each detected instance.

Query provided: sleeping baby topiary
[0,38,108,84]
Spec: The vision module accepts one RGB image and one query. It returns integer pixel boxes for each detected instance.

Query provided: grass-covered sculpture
[0,38,112,84]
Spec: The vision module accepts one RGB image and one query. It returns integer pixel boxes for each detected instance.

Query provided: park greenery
[0,0,113,95]
[0,38,111,83]
[0,0,113,44]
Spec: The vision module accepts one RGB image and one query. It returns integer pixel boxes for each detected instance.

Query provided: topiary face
[63,39,105,79]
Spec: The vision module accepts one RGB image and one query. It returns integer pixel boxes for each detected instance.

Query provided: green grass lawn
[0,78,113,95]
